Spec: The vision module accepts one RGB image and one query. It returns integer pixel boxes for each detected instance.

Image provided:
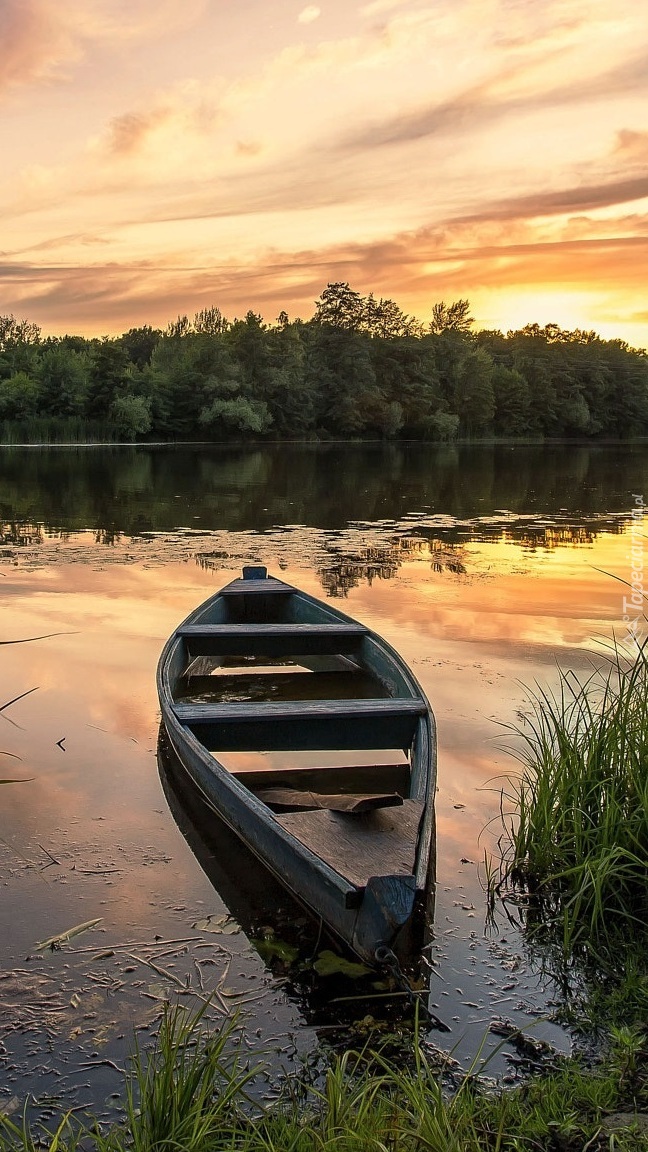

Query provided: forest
[0,283,647,442]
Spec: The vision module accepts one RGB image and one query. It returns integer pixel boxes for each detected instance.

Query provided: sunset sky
[2,0,648,343]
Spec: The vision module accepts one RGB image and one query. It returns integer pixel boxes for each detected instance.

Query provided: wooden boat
[157,566,437,964]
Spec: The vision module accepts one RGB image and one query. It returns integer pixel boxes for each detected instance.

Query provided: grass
[1,1002,646,1152]
[496,636,648,960]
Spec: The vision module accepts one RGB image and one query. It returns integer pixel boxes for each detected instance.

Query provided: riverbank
[2,1001,647,1151]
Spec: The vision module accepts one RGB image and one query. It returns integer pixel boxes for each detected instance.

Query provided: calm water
[1,442,647,1115]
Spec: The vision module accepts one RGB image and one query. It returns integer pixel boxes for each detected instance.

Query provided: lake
[1,441,646,1117]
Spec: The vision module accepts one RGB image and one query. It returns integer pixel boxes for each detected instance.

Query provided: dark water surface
[1,442,647,1116]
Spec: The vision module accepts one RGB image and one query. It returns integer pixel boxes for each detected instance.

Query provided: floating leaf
[193,914,240,935]
[313,950,372,978]
[253,938,299,964]
[147,982,170,999]
[36,917,103,951]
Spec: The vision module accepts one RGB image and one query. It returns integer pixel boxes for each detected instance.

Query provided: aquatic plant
[499,636,648,956]
[114,1002,255,1152]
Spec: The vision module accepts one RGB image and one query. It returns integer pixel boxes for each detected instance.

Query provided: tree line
[0,284,646,442]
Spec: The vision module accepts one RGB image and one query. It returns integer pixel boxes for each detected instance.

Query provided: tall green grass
[500,637,648,955]
[2,1003,647,1152]
[109,1003,256,1152]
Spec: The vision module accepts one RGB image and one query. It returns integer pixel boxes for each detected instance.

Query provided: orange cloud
[1,0,646,344]
[0,0,209,95]
[106,109,173,156]
[614,129,648,164]
[0,0,81,91]
[1,222,645,342]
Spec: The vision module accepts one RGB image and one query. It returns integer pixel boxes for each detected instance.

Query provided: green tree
[0,371,41,420]
[226,312,273,399]
[429,299,474,334]
[110,394,152,440]
[199,395,271,436]
[492,366,530,435]
[363,294,423,339]
[455,345,495,435]
[313,283,365,330]
[306,324,381,435]
[193,307,229,336]
[86,342,129,421]
[266,321,316,437]
[0,314,41,380]
[428,410,460,440]
[369,336,440,436]
[118,326,162,370]
[37,344,89,416]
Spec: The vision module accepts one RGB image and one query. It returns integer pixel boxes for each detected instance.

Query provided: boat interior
[167,575,429,885]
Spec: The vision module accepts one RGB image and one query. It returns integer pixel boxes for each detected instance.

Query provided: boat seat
[177,623,368,658]
[172,697,426,750]
[232,761,411,797]
[219,578,295,595]
[255,787,403,814]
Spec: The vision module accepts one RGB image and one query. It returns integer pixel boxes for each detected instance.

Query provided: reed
[0,417,123,444]
[101,1001,256,1152]
[500,636,648,954]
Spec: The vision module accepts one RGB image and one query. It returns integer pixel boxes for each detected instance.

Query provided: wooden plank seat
[232,761,411,797]
[178,623,368,658]
[219,578,295,595]
[172,698,426,751]
[255,787,403,814]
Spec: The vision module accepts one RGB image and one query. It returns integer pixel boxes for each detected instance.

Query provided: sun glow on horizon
[1,0,647,345]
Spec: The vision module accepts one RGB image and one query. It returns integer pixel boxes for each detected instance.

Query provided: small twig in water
[77,1058,125,1075]
[39,845,61,866]
[126,952,188,989]
[0,632,80,645]
[1,690,40,718]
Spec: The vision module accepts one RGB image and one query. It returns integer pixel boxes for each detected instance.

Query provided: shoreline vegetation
[2,640,648,1148]
[1,999,646,1151]
[1,285,648,445]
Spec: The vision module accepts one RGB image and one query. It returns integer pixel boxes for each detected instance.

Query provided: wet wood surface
[232,762,411,796]
[177,669,388,702]
[275,799,424,888]
[255,787,403,813]
[178,622,368,657]
[172,697,425,750]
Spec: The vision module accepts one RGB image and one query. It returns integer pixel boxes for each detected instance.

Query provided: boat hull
[157,572,436,963]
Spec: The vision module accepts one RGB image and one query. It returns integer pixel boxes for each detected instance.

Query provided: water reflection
[1,521,44,546]
[0,443,646,542]
[157,731,436,1035]
[195,536,469,597]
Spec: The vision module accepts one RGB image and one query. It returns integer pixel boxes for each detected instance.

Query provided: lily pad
[313,950,372,978]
